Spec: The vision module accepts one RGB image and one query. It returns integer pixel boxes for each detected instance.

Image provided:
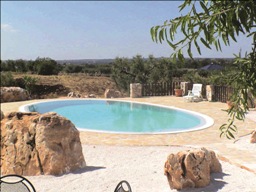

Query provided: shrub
[0,72,15,86]
[35,57,60,75]
[23,75,38,96]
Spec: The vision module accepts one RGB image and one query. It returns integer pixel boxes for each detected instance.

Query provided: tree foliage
[34,57,61,75]
[111,55,177,92]
[0,72,15,86]
[151,0,256,139]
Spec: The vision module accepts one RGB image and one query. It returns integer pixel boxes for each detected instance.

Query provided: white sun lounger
[183,84,203,102]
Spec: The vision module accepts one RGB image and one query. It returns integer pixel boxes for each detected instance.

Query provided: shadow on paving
[174,172,230,192]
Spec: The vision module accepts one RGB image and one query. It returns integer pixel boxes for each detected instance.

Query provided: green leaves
[150,26,160,42]
[194,40,201,55]
[112,55,178,92]
[219,123,237,139]
[23,75,38,96]
[150,0,255,63]
[150,0,256,139]
[200,1,209,15]
[200,38,211,49]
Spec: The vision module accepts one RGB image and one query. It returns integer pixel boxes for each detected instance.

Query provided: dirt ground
[13,73,121,98]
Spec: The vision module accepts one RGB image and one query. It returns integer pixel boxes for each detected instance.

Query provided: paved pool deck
[1,96,255,173]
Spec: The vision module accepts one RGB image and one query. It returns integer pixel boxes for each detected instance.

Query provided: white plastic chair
[183,84,203,102]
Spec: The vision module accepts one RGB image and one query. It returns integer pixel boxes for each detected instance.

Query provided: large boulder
[164,147,222,190]
[250,130,256,143]
[1,112,86,176]
[0,87,29,103]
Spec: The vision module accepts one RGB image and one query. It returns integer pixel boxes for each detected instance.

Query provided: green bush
[23,75,38,95]
[34,57,60,75]
[0,72,15,86]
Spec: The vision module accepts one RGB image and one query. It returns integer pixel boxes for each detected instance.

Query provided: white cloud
[1,24,17,32]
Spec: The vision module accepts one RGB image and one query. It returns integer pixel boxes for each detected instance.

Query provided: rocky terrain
[13,73,121,99]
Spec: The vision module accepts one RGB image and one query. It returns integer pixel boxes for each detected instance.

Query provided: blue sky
[1,1,252,60]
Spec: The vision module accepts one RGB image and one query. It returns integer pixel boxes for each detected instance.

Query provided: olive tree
[151,0,256,139]
[111,55,155,92]
[34,57,60,75]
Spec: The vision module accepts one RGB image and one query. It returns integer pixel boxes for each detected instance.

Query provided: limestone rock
[250,130,256,143]
[1,112,86,176]
[67,92,81,98]
[104,89,122,98]
[164,147,222,190]
[1,110,4,120]
[88,94,96,98]
[0,87,29,103]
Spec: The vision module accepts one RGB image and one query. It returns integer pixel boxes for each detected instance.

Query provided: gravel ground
[27,142,256,192]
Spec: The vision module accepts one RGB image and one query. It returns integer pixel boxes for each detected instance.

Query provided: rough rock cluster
[67,92,82,98]
[104,89,122,98]
[1,112,86,176]
[67,92,96,98]
[164,147,222,190]
[0,87,29,103]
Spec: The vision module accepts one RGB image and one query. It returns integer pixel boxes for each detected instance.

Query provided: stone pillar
[206,85,214,101]
[1,111,4,120]
[180,82,189,96]
[130,83,142,98]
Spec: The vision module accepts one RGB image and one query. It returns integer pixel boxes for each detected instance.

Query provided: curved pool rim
[19,99,214,135]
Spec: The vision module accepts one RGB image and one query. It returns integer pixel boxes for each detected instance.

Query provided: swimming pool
[19,99,214,134]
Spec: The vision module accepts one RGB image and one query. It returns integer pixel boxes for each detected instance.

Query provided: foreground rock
[1,112,86,176]
[0,87,29,103]
[164,147,222,190]
[250,130,256,143]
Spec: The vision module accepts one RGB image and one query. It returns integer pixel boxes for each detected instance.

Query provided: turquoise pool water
[20,99,214,134]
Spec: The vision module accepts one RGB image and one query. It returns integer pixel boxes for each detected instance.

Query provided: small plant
[174,84,183,97]
[175,84,181,89]
[0,72,15,86]
[23,75,38,96]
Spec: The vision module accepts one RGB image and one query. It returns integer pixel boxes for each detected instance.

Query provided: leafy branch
[151,0,256,139]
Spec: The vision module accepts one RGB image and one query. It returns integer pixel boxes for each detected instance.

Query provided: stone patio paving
[1,96,255,173]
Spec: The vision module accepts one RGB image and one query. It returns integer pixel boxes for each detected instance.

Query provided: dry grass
[13,73,120,98]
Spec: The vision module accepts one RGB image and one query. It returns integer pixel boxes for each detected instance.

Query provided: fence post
[206,85,214,101]
[181,82,189,96]
[130,83,142,98]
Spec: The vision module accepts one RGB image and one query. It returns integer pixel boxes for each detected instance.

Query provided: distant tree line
[0,57,61,75]
[0,57,112,76]
[1,56,236,92]
[0,56,234,75]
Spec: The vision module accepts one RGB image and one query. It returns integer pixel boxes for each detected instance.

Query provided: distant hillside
[57,59,114,65]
